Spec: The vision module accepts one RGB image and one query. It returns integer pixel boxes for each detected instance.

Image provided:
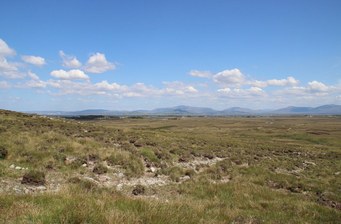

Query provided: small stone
[10,164,15,169]
[180,175,191,181]
[36,186,47,191]
[150,167,157,173]
[82,163,87,167]
[116,183,123,191]
[335,172,340,176]
[15,166,22,170]
[117,172,124,178]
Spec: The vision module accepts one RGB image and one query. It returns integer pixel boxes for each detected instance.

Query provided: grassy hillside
[0,110,340,223]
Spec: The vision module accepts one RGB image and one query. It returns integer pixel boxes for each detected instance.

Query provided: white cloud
[163,81,199,95]
[84,53,115,74]
[27,71,40,80]
[0,57,24,79]
[252,76,299,88]
[59,51,82,68]
[24,79,47,88]
[189,70,212,78]
[0,81,10,89]
[213,68,246,87]
[0,39,15,56]
[94,80,122,91]
[217,87,265,97]
[21,55,46,66]
[50,69,89,80]
[307,81,329,92]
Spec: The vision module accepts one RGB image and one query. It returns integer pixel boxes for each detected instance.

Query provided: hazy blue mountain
[272,104,341,115]
[28,104,341,116]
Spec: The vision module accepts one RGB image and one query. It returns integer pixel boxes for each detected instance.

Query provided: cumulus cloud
[24,79,47,88]
[94,80,122,91]
[0,39,16,56]
[217,87,265,97]
[59,51,82,68]
[189,70,212,78]
[163,81,198,95]
[0,57,24,79]
[307,81,329,92]
[84,53,115,74]
[252,76,299,88]
[0,81,10,89]
[213,69,246,87]
[50,69,89,80]
[21,55,46,66]
[27,71,40,80]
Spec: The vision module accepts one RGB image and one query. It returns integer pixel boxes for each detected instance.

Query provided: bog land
[0,110,340,223]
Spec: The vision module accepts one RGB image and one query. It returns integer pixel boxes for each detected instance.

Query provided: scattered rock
[9,164,15,169]
[132,184,145,195]
[15,166,22,170]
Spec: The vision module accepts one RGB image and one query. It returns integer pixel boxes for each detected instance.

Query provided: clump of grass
[69,156,87,169]
[107,151,144,177]
[159,166,185,182]
[21,170,46,186]
[68,177,98,191]
[92,164,108,175]
[140,147,159,164]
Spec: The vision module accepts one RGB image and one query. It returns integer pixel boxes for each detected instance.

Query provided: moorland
[0,109,340,223]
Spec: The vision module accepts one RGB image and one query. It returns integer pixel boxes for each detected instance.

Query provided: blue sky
[1,0,341,111]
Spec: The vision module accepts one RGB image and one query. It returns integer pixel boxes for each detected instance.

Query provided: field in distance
[0,110,340,223]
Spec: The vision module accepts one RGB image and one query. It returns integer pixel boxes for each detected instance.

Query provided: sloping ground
[0,110,340,223]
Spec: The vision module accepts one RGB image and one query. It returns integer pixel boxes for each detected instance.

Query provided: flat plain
[0,110,340,223]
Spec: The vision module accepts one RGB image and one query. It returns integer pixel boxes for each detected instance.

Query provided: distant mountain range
[28,104,341,116]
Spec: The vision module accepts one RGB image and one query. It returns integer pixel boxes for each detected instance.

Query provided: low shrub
[92,164,108,175]
[21,170,46,186]
[0,146,8,159]
[132,184,145,195]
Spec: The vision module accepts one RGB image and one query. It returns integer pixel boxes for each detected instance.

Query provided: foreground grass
[1,180,340,224]
[0,110,340,223]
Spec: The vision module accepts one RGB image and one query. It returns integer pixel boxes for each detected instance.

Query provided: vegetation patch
[21,170,46,186]
[0,146,8,159]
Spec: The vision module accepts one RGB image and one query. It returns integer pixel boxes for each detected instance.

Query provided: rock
[15,166,22,170]
[82,163,87,167]
[150,167,157,173]
[335,172,340,176]
[180,175,191,182]
[116,183,123,191]
[9,164,15,169]
[36,186,47,191]
[117,172,124,178]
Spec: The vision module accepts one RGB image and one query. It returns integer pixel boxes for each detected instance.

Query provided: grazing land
[0,110,340,223]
